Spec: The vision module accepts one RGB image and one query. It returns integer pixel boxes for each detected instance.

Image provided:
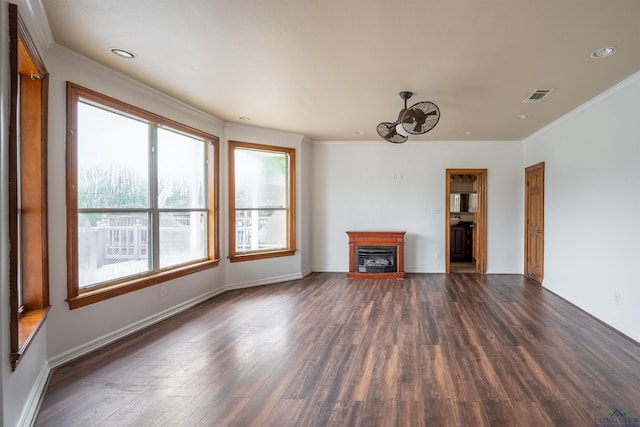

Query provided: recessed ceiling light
[110,48,135,59]
[462,131,472,135]
[516,114,528,120]
[238,116,251,121]
[591,47,615,59]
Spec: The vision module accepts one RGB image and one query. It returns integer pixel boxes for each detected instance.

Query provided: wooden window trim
[8,3,51,371]
[67,260,219,309]
[66,83,220,309]
[228,141,296,263]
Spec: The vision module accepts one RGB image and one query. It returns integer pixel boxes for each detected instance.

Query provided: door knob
[536,229,543,234]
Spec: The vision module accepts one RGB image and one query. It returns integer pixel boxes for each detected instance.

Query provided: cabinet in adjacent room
[450,224,472,262]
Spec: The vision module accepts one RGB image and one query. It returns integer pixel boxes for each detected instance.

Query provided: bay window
[66,83,219,309]
[228,141,296,262]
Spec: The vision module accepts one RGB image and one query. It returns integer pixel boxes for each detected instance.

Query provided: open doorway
[445,169,487,273]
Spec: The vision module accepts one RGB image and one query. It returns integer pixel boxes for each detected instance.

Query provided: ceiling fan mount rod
[399,91,413,109]
[399,91,413,102]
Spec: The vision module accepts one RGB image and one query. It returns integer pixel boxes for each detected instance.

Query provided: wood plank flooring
[35,273,640,426]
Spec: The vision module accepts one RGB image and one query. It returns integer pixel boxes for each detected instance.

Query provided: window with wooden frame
[228,141,296,262]
[8,3,50,371]
[66,83,220,309]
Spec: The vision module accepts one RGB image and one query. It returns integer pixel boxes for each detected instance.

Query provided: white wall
[310,140,524,273]
[2,325,49,427]
[223,123,309,289]
[44,44,228,361]
[523,71,640,342]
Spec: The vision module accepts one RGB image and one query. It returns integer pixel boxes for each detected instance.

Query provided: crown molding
[49,43,227,128]
[17,0,53,53]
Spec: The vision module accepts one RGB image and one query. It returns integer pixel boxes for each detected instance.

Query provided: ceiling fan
[377,91,440,143]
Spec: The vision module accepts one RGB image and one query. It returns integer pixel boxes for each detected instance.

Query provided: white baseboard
[310,266,347,273]
[19,361,50,427]
[225,272,303,291]
[47,286,226,369]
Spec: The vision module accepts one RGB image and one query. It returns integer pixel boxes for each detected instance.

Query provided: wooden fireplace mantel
[346,231,406,279]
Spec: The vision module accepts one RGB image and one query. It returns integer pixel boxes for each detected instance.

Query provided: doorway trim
[445,169,487,273]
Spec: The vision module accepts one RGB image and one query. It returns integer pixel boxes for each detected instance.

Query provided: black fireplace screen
[357,246,396,273]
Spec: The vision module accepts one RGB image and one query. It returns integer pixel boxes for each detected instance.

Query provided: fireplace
[357,246,396,273]
[347,231,405,279]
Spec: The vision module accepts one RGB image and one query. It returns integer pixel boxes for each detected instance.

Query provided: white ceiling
[42,0,640,141]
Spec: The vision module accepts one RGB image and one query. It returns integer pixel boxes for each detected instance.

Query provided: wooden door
[525,162,544,283]
[471,176,480,271]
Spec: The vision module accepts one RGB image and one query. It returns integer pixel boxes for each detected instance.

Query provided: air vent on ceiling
[522,89,554,103]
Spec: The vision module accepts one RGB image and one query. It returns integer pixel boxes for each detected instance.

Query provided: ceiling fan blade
[377,121,407,143]
[387,133,408,143]
[412,108,427,122]
[400,108,416,124]
[377,122,393,138]
[403,111,415,124]
[377,122,395,139]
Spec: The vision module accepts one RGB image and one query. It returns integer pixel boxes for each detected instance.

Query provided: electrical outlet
[614,292,621,305]
[159,285,167,298]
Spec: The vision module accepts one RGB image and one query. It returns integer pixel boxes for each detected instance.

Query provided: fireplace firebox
[347,231,405,279]
[357,246,396,273]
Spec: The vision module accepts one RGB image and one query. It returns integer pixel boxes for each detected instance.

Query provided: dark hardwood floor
[36,273,640,426]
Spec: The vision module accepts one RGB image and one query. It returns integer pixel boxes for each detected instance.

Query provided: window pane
[77,102,149,209]
[78,213,150,289]
[235,210,287,252]
[234,149,287,209]
[157,128,205,209]
[159,212,206,268]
